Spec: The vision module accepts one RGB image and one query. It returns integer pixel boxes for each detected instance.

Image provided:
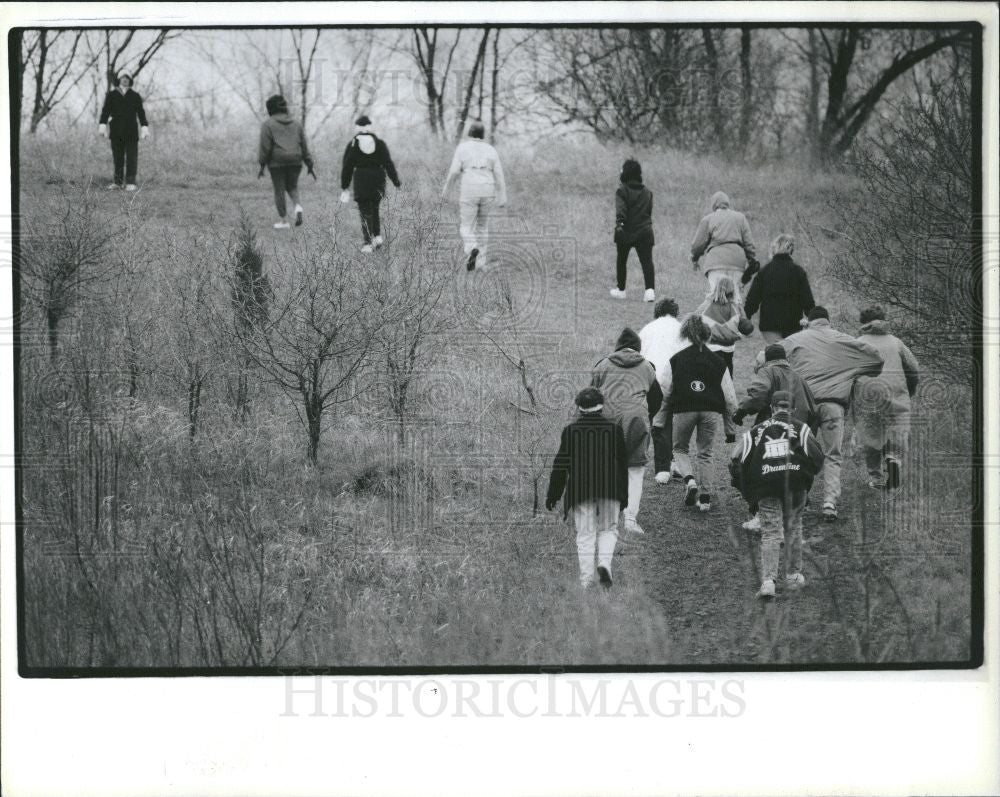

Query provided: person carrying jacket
[340,115,401,252]
[639,298,685,484]
[591,327,663,536]
[781,306,884,521]
[98,72,149,191]
[610,159,656,302]
[442,119,507,271]
[690,191,757,303]
[258,94,314,229]
[731,390,825,599]
[853,306,920,490]
[663,314,738,513]
[545,387,629,589]
[743,234,816,343]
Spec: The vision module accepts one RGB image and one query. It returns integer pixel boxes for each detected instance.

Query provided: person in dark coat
[258,95,315,229]
[545,387,628,589]
[340,115,401,252]
[98,73,149,190]
[611,159,656,302]
[743,234,816,343]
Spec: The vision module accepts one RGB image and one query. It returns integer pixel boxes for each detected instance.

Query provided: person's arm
[381,140,401,188]
[300,125,314,171]
[707,316,741,348]
[258,123,273,167]
[740,215,756,261]
[98,91,112,135]
[799,266,815,317]
[647,373,663,420]
[855,339,885,378]
[660,362,674,402]
[615,186,628,229]
[544,428,571,511]
[442,146,461,196]
[340,141,355,190]
[801,423,826,475]
[743,268,763,319]
[690,217,710,261]
[492,150,507,206]
[899,342,920,397]
[135,92,148,129]
[721,368,738,417]
[736,368,771,420]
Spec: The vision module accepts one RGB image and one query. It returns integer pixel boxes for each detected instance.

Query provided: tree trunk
[806,28,822,163]
[455,28,491,140]
[46,307,59,361]
[701,28,725,151]
[489,30,500,141]
[30,31,48,133]
[305,395,321,463]
[739,27,753,154]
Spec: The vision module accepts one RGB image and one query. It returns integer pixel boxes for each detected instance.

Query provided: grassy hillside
[16,125,973,667]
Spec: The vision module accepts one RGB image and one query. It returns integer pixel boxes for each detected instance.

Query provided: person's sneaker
[361,243,375,253]
[756,579,776,599]
[654,471,671,485]
[125,183,138,192]
[294,206,304,227]
[785,573,806,590]
[742,515,761,531]
[885,457,901,490]
[684,478,699,507]
[372,234,384,248]
[597,565,613,588]
[643,288,655,302]
[466,248,479,271]
[822,503,838,522]
[697,494,711,512]
[609,288,626,299]
[670,462,684,481]
[273,220,291,229]
[867,478,885,490]
[623,516,645,535]
[107,183,121,190]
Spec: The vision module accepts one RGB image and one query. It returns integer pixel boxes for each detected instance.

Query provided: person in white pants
[442,120,507,271]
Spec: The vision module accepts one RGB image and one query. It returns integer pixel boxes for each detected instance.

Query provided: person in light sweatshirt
[98,72,149,191]
[442,120,507,271]
[258,95,314,229]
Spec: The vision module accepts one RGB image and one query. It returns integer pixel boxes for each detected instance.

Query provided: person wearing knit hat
[545,387,628,589]
[340,115,401,252]
[731,388,824,599]
[662,314,738,513]
[98,72,149,191]
[442,120,507,272]
[780,305,884,521]
[690,191,758,304]
[743,234,816,343]
[590,328,663,534]
[258,94,315,229]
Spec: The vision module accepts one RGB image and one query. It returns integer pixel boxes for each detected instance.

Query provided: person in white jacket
[442,120,507,271]
[639,298,686,484]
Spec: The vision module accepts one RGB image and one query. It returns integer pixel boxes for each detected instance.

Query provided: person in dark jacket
[340,115,401,252]
[611,159,656,302]
[258,95,314,229]
[98,73,149,191]
[545,387,629,589]
[731,391,824,599]
[591,327,663,535]
[663,315,738,512]
[743,234,816,343]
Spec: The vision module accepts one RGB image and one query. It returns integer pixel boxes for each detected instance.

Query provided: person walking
[610,159,656,302]
[258,95,315,230]
[442,120,507,271]
[853,306,920,490]
[590,328,663,535]
[690,191,758,303]
[639,298,685,484]
[663,315,738,512]
[743,234,816,344]
[545,387,629,589]
[340,115,401,252]
[781,306,884,521]
[731,391,825,599]
[98,73,149,191]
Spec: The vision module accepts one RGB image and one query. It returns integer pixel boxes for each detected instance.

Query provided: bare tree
[21,30,101,132]
[408,27,462,137]
[86,29,181,93]
[454,28,492,139]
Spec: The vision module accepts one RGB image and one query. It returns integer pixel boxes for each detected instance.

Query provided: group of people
[547,161,921,599]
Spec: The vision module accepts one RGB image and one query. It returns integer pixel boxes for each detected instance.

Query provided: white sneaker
[125,183,138,192]
[623,515,645,535]
[670,462,684,481]
[785,573,806,590]
[372,235,384,248]
[643,288,655,302]
[273,220,291,229]
[294,205,303,227]
[756,579,776,599]
[360,243,374,253]
[742,515,761,531]
[654,471,671,485]
[107,183,121,190]
[609,288,626,299]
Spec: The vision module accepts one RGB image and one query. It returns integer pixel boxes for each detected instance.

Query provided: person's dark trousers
[111,137,138,185]
[615,237,655,291]
[357,198,381,243]
[719,350,734,377]
[652,409,673,474]
[268,164,302,218]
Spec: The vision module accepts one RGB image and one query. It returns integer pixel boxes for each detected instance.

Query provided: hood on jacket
[608,349,645,368]
[807,318,832,330]
[355,132,377,155]
[711,191,731,210]
[270,113,295,125]
[859,319,890,335]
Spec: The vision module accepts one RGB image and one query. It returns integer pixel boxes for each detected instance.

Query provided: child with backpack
[611,159,656,302]
[731,391,825,599]
[545,387,629,589]
[340,115,401,252]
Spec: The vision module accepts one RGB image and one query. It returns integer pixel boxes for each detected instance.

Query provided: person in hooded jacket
[98,72,149,191]
[611,159,656,302]
[591,327,663,536]
[743,234,816,343]
[663,314,738,512]
[340,115,401,252]
[258,95,314,229]
[853,306,920,490]
[690,191,758,303]
[639,298,685,484]
[442,120,507,271]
